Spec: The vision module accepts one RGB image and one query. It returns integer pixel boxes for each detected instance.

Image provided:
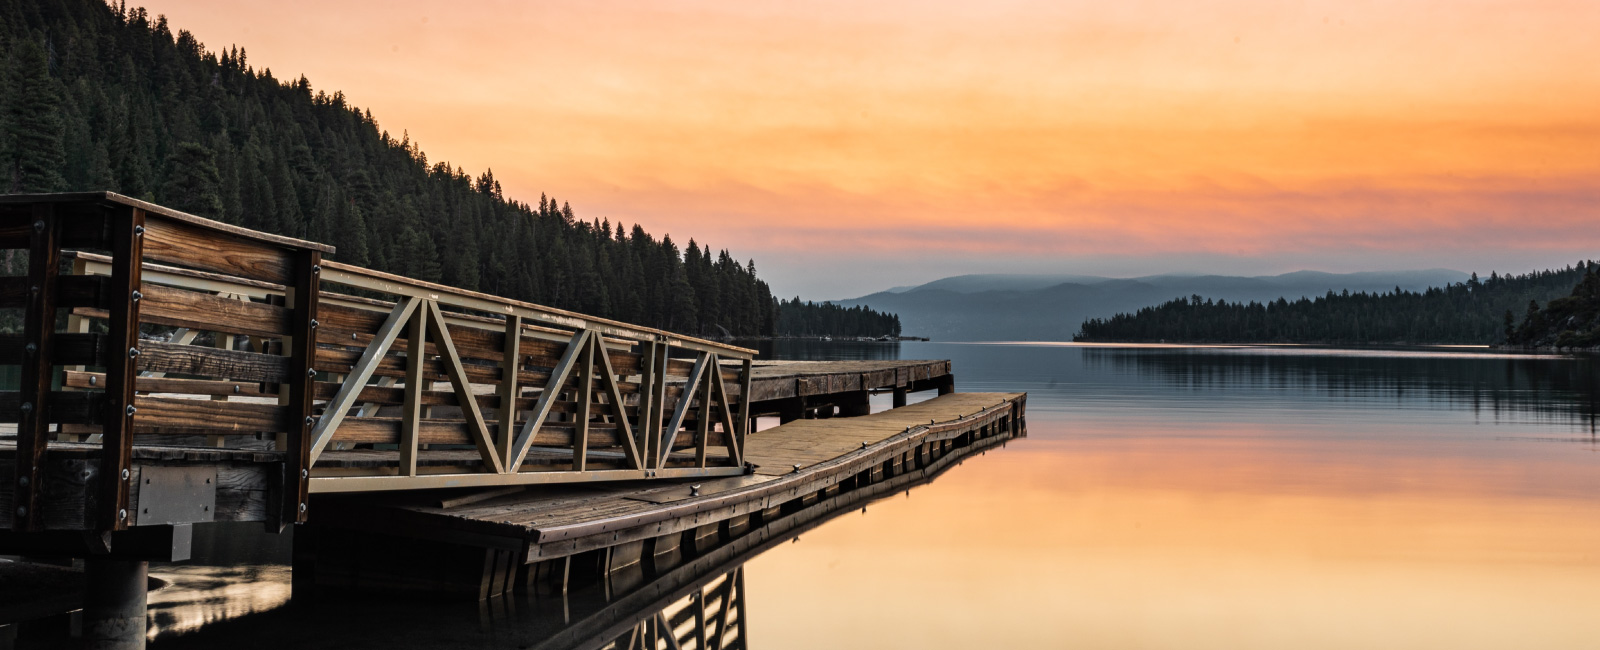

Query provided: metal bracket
[134,466,217,526]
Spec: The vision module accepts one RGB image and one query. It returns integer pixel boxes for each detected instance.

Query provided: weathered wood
[510,330,591,472]
[65,370,271,398]
[99,206,144,531]
[399,302,427,478]
[498,315,522,465]
[426,300,504,473]
[0,390,104,424]
[13,203,61,531]
[574,335,594,472]
[137,340,292,383]
[309,297,421,462]
[329,418,642,448]
[141,215,295,284]
[285,249,322,524]
[138,283,290,338]
[131,396,288,433]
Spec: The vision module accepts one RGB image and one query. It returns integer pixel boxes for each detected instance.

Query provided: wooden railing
[0,192,754,532]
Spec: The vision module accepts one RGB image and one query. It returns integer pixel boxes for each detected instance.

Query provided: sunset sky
[141,0,1600,298]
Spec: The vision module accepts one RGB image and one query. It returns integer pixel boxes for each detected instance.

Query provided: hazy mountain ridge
[836,269,1472,341]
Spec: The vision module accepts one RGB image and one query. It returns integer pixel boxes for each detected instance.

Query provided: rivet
[133,225,145,236]
[24,342,36,355]
[130,290,142,302]
[233,385,240,393]
[126,405,137,416]
[351,333,358,340]
[89,375,98,386]
[128,347,139,358]
[32,220,45,232]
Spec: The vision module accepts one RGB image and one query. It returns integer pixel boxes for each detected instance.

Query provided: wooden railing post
[283,250,321,525]
[738,358,752,465]
[13,203,60,531]
[99,206,144,532]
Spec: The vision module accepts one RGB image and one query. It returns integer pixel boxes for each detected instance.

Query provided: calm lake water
[137,342,1600,649]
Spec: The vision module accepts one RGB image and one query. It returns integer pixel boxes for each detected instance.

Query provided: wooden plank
[0,390,104,425]
[0,275,107,309]
[593,331,643,470]
[330,418,638,448]
[13,203,60,531]
[137,340,292,383]
[99,206,144,531]
[142,215,294,284]
[131,395,288,433]
[138,283,290,338]
[66,371,271,399]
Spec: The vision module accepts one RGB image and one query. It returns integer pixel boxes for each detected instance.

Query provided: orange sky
[140,0,1600,297]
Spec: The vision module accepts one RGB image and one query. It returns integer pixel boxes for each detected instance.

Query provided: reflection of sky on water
[139,341,1600,649]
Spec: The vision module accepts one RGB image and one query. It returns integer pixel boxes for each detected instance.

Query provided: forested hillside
[1506,268,1600,349]
[0,0,896,337]
[1076,262,1597,345]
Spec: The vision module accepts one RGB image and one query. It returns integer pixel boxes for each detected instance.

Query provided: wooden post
[99,207,144,532]
[574,334,593,472]
[695,354,714,468]
[892,387,907,408]
[498,315,522,468]
[638,341,658,470]
[13,203,60,532]
[399,304,428,477]
[737,358,753,464]
[283,249,321,525]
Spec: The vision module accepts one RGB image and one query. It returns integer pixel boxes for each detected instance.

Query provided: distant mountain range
[834,269,1471,341]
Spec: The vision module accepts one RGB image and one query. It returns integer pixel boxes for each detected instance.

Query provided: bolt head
[133,225,145,236]
[24,343,36,355]
[301,469,309,479]
[128,347,140,358]
[130,290,142,302]
[16,506,26,517]
[17,476,28,488]
[126,405,137,416]
[19,402,32,415]
[121,469,130,480]
[304,416,316,426]
[299,503,308,513]
[309,319,319,329]
[311,264,321,274]
[32,220,45,232]
[118,508,128,520]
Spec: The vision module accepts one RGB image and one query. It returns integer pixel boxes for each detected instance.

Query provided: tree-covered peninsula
[1076,262,1598,345]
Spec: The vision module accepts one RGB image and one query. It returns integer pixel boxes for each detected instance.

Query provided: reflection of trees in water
[743,339,903,362]
[1083,349,1600,429]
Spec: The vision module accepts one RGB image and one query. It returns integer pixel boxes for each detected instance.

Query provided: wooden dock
[0,192,1025,647]
[298,391,1026,599]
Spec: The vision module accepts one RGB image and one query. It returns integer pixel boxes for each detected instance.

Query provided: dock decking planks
[317,391,1023,554]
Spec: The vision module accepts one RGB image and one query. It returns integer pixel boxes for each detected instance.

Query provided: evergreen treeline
[1076,262,1598,345]
[776,298,901,338]
[0,0,893,338]
[1506,268,1600,349]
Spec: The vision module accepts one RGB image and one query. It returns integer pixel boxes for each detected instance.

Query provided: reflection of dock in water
[131,391,1023,649]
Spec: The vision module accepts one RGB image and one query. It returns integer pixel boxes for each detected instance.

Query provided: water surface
[142,342,1600,649]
